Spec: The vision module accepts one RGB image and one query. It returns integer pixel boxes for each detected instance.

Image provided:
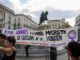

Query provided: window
[0,14,3,21]
[78,23,80,26]
[8,16,11,23]
[15,18,16,21]
[9,16,11,20]
[8,25,11,29]
[18,17,20,21]
[0,11,5,21]
[0,24,2,28]
[0,14,2,19]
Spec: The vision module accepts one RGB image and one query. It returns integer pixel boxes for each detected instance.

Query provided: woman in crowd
[67,42,80,60]
[0,34,6,60]
[0,36,16,60]
[25,45,31,57]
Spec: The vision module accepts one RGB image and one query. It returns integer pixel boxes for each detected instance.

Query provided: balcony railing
[0,19,3,22]
[8,21,11,23]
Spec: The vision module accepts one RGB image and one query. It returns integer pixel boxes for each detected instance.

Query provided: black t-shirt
[2,48,16,60]
[50,47,57,58]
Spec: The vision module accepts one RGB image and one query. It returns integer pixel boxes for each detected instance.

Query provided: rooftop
[0,4,14,14]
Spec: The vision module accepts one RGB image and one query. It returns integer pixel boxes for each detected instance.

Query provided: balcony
[0,24,2,28]
[0,19,3,22]
[8,21,11,24]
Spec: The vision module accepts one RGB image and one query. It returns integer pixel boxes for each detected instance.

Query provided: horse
[39,11,48,26]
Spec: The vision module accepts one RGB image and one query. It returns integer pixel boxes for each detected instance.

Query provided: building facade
[47,19,66,29]
[75,15,80,26]
[38,25,50,30]
[14,14,38,31]
[38,19,71,30]
[0,4,38,32]
[0,4,15,33]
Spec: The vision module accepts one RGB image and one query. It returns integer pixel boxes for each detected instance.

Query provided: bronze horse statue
[39,11,48,26]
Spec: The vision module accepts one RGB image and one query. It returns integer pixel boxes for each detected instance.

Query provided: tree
[65,22,71,28]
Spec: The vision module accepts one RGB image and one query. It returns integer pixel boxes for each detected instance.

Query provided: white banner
[2,26,78,46]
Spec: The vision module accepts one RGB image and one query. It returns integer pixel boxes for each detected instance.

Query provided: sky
[0,0,80,26]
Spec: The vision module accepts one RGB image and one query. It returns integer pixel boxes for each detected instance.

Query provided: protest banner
[2,26,78,47]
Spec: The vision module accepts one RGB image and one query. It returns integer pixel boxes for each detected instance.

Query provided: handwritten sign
[2,26,78,46]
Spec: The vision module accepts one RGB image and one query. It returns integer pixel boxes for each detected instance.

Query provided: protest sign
[2,26,78,46]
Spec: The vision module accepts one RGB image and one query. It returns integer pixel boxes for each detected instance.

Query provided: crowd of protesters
[0,34,16,60]
[0,33,80,60]
[50,41,80,60]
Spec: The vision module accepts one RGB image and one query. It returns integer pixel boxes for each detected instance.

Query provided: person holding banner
[50,47,57,60]
[0,34,6,60]
[0,36,16,60]
[25,45,31,57]
[67,42,80,60]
